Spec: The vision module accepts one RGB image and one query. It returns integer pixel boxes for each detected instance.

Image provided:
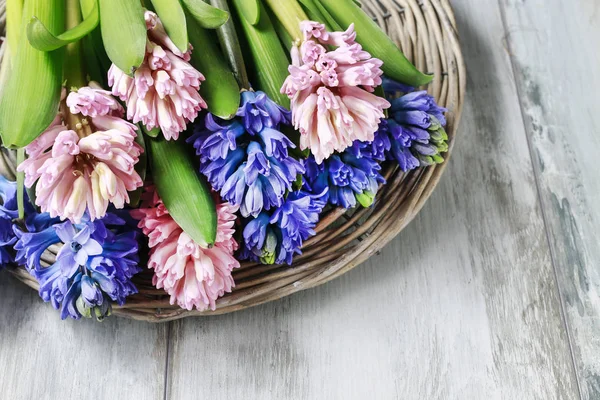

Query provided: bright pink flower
[108,11,206,140]
[282,22,390,163]
[18,90,144,223]
[66,82,125,118]
[131,187,240,311]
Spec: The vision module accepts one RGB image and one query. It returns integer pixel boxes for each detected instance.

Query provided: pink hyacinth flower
[108,10,207,141]
[131,187,240,311]
[18,88,144,223]
[282,21,390,163]
[66,82,125,118]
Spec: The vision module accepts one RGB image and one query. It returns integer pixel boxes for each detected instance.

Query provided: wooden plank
[0,273,168,400]
[499,0,600,398]
[165,1,579,398]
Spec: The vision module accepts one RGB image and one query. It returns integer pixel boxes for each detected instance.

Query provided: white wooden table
[1,0,599,398]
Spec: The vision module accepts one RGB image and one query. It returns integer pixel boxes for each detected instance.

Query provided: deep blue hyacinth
[188,91,304,218]
[236,90,291,135]
[0,176,21,268]
[377,80,449,171]
[240,189,327,265]
[303,146,385,209]
[13,213,141,320]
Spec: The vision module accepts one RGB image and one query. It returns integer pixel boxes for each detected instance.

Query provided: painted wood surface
[164,0,580,398]
[0,0,597,399]
[0,274,168,400]
[498,1,600,398]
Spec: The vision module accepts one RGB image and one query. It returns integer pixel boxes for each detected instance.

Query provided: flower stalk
[231,0,290,107]
[263,0,308,41]
[210,0,250,89]
[64,0,86,88]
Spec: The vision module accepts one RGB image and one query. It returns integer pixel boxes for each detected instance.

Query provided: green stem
[209,0,250,89]
[64,0,86,88]
[231,0,291,107]
[16,148,25,219]
[263,0,308,41]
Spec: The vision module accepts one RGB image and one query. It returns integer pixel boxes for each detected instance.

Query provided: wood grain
[0,273,168,400]
[164,1,579,398]
[499,0,600,398]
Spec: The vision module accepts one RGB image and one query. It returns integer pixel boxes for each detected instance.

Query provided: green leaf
[99,0,146,74]
[142,126,161,138]
[26,0,99,51]
[187,15,240,119]
[79,0,112,84]
[263,0,307,40]
[180,0,229,29]
[210,0,250,89]
[374,85,388,118]
[317,0,433,86]
[234,0,260,25]
[310,0,342,31]
[150,0,188,53]
[148,137,217,247]
[231,0,290,108]
[0,0,65,148]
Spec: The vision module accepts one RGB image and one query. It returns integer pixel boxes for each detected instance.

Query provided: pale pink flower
[282,22,390,163]
[131,187,240,311]
[108,11,206,140]
[18,90,144,223]
[66,82,125,118]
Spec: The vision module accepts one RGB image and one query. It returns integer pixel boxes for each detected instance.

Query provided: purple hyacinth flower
[14,211,141,320]
[0,175,19,220]
[0,219,16,266]
[188,114,245,162]
[81,275,104,306]
[237,91,291,135]
[259,127,295,159]
[54,222,103,276]
[303,149,384,209]
[240,190,327,265]
[356,80,449,172]
[244,142,271,185]
[192,91,304,218]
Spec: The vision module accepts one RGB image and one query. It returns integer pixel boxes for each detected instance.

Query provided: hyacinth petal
[132,186,239,311]
[282,22,390,163]
[14,209,141,319]
[108,10,207,140]
[19,96,144,223]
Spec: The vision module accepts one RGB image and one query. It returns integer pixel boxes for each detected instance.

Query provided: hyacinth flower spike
[132,186,240,311]
[240,189,328,265]
[280,21,391,163]
[189,90,304,218]
[13,211,141,320]
[109,10,207,140]
[361,80,449,172]
[17,86,144,224]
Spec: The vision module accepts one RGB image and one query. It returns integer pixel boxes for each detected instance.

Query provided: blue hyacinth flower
[377,79,449,170]
[240,189,328,265]
[303,146,385,210]
[13,212,141,320]
[188,90,304,218]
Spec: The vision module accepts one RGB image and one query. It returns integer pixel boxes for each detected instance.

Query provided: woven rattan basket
[0,0,465,322]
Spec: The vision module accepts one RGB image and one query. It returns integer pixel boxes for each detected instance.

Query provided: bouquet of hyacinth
[0,0,448,320]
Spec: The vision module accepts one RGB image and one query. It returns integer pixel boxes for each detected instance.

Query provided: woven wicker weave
[0,0,465,322]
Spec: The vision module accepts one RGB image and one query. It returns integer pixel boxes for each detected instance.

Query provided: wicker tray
[0,0,465,322]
